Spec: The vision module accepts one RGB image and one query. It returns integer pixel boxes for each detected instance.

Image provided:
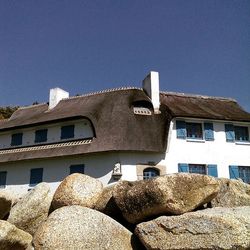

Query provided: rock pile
[0,172,249,250]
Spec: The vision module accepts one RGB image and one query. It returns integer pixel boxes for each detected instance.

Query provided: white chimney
[142,71,160,113]
[49,87,69,109]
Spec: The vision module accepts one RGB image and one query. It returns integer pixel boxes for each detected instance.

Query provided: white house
[0,72,249,195]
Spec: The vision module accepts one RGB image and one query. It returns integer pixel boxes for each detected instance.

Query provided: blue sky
[0,0,249,111]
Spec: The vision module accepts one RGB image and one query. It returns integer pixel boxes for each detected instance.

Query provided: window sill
[186,139,205,143]
[235,141,250,145]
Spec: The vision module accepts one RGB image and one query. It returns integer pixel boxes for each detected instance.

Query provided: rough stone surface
[135,206,250,250]
[94,184,135,230]
[33,205,140,250]
[0,220,32,250]
[0,190,14,219]
[94,184,120,216]
[211,178,250,207]
[113,173,219,223]
[52,173,103,210]
[8,182,52,236]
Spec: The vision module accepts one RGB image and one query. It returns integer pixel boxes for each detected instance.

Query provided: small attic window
[133,100,153,116]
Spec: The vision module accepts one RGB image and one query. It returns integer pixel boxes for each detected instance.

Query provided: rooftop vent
[142,71,160,114]
[49,88,69,109]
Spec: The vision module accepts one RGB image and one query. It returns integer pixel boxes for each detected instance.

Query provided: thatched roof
[160,92,250,122]
[0,88,249,163]
[0,88,169,163]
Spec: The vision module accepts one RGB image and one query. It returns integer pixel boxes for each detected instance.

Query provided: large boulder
[8,182,52,236]
[0,220,32,250]
[135,206,250,250]
[52,173,103,210]
[33,205,141,250]
[94,184,134,230]
[0,190,15,219]
[113,173,219,223]
[211,178,250,207]
[94,184,121,218]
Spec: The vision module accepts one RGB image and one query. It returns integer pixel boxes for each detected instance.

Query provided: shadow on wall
[119,152,165,166]
[0,152,166,187]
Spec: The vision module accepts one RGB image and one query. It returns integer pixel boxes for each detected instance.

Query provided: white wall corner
[49,87,69,109]
[142,71,160,114]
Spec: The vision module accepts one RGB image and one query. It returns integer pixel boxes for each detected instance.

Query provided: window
[186,123,203,139]
[239,166,250,184]
[70,164,85,174]
[35,129,48,143]
[137,164,166,180]
[189,164,206,175]
[143,168,160,180]
[176,121,214,141]
[225,124,249,142]
[178,163,218,177]
[11,133,23,146]
[235,126,249,142]
[0,171,7,188]
[30,168,43,186]
[61,125,74,140]
[229,165,250,184]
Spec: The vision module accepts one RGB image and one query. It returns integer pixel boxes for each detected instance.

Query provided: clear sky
[0,0,249,111]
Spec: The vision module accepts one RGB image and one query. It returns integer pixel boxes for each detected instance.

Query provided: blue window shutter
[176,121,186,139]
[207,164,218,177]
[11,133,23,146]
[70,164,85,174]
[61,125,75,139]
[35,129,48,143]
[225,124,235,142]
[0,171,7,188]
[30,168,43,186]
[178,163,189,173]
[204,123,214,141]
[229,165,239,179]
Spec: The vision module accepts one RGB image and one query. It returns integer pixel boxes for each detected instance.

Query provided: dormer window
[11,133,23,146]
[61,125,75,139]
[35,129,48,143]
[133,100,153,116]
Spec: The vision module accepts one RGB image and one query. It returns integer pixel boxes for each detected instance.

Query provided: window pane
[30,168,43,186]
[11,133,23,146]
[70,164,85,174]
[143,168,160,180]
[235,126,249,141]
[186,123,203,139]
[0,171,7,188]
[61,125,74,139]
[35,129,48,143]
[189,164,206,175]
[239,166,250,184]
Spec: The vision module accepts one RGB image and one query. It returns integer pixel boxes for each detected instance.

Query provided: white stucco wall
[0,117,249,195]
[119,152,164,181]
[0,151,163,195]
[0,119,94,149]
[163,118,250,178]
